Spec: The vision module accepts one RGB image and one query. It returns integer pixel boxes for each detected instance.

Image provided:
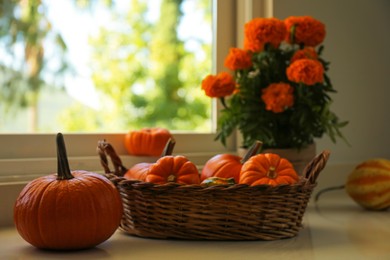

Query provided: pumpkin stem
[240,140,262,164]
[267,166,277,179]
[160,138,176,157]
[56,133,74,180]
[167,174,176,182]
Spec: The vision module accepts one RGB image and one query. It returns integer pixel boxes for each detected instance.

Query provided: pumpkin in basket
[14,133,123,250]
[201,141,262,183]
[125,162,151,181]
[98,138,199,185]
[124,127,172,156]
[146,155,200,185]
[239,153,299,186]
[124,138,176,181]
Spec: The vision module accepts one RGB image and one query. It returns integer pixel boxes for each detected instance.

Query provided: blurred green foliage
[0,0,212,132]
[87,0,212,131]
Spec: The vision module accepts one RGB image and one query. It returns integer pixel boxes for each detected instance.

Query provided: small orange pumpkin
[14,133,123,250]
[201,141,262,182]
[124,138,176,181]
[124,127,172,156]
[146,155,200,185]
[239,153,299,186]
[125,162,151,181]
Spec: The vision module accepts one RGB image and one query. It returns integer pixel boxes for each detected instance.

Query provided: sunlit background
[0,0,212,133]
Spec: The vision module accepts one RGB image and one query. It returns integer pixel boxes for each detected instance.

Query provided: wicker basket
[97,141,330,241]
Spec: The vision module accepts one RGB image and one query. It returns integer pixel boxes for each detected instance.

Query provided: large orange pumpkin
[201,141,262,182]
[124,127,172,156]
[146,155,200,185]
[239,153,299,186]
[14,133,123,250]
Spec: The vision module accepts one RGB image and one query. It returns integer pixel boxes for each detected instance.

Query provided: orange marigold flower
[285,16,326,47]
[244,18,286,52]
[201,72,236,98]
[290,47,318,63]
[261,83,294,113]
[224,48,253,70]
[286,59,324,85]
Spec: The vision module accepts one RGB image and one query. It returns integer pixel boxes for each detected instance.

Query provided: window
[0,0,269,183]
[1,0,212,133]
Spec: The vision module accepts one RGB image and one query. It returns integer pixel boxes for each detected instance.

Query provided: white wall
[273,0,390,164]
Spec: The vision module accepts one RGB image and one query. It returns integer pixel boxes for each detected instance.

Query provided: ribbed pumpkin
[345,159,390,210]
[146,155,200,185]
[14,133,123,250]
[124,162,151,181]
[124,127,172,156]
[201,141,262,183]
[124,138,175,181]
[239,153,299,186]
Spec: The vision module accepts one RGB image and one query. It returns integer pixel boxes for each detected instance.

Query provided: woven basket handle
[97,140,128,177]
[302,150,330,184]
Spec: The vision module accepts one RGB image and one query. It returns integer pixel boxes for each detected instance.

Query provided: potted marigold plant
[201,16,348,153]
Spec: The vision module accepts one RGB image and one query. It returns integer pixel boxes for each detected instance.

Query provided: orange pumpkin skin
[14,170,123,250]
[146,155,200,185]
[239,153,299,186]
[124,127,172,156]
[201,141,262,183]
[345,159,390,210]
[124,162,152,181]
[124,138,176,181]
[201,154,242,183]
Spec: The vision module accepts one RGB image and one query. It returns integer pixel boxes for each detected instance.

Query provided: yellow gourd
[345,159,390,210]
[316,158,390,211]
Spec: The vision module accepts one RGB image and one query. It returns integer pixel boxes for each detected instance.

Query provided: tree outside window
[0,0,212,133]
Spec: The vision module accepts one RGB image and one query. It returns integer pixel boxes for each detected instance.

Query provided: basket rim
[105,173,318,194]
[104,150,329,189]
[98,139,330,189]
